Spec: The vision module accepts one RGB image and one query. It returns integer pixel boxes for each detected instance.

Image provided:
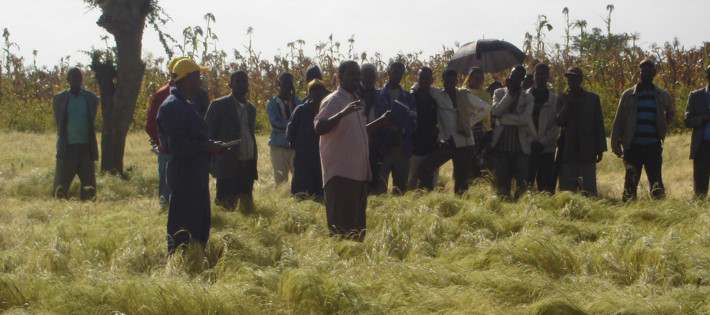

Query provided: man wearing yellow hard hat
[286,79,329,199]
[156,58,225,255]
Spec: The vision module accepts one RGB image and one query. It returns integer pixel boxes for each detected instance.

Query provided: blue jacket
[156,87,212,246]
[286,101,323,196]
[286,101,320,158]
[267,95,302,148]
[157,87,210,161]
[374,86,417,156]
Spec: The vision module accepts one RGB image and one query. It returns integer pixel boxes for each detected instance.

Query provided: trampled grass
[0,131,709,315]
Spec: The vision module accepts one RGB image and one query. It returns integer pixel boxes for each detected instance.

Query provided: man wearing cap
[306,66,323,83]
[611,59,674,201]
[286,79,328,199]
[300,66,323,103]
[146,57,211,207]
[684,65,710,198]
[267,73,302,186]
[527,63,560,194]
[145,57,185,206]
[205,71,258,212]
[315,60,391,241]
[491,65,535,201]
[157,59,225,254]
[373,61,417,194]
[555,67,607,197]
[52,67,100,201]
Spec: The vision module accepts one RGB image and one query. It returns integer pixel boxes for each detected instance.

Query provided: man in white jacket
[491,66,535,200]
[527,63,560,194]
[416,69,491,195]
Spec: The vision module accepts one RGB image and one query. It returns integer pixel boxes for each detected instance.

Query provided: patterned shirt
[315,87,371,185]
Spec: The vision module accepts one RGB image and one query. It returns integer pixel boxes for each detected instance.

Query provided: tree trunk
[92,0,152,175]
[101,34,146,175]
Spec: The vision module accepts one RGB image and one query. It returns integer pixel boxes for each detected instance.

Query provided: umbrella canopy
[448,39,526,74]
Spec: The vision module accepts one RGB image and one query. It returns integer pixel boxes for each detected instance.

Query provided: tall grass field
[1,131,709,315]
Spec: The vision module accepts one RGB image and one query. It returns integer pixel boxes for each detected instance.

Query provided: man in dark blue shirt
[408,67,439,189]
[286,79,329,199]
[157,59,225,254]
[374,61,417,194]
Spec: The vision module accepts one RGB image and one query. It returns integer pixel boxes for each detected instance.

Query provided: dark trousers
[291,154,323,199]
[528,152,556,194]
[324,176,368,241]
[470,129,485,179]
[470,144,485,180]
[623,142,665,201]
[215,160,256,213]
[419,144,475,195]
[53,143,96,201]
[693,140,710,198]
[368,143,382,192]
[166,157,211,254]
[157,152,172,206]
[495,150,529,200]
[376,145,410,195]
[559,163,597,196]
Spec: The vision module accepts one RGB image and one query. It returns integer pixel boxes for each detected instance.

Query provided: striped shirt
[632,89,659,145]
[496,125,521,152]
[315,87,371,186]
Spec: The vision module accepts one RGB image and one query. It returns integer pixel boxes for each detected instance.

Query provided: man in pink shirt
[314,60,390,241]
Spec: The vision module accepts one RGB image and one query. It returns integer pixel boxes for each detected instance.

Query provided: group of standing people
[50,55,710,252]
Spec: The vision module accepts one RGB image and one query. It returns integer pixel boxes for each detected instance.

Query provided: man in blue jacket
[267,73,302,186]
[157,59,225,254]
[373,61,417,194]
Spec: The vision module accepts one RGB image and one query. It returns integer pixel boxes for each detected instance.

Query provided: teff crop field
[1,131,709,315]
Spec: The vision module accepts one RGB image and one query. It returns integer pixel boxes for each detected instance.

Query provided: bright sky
[1,0,708,68]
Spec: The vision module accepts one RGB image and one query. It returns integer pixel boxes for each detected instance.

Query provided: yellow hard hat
[307,79,326,91]
[167,57,188,72]
[172,59,208,82]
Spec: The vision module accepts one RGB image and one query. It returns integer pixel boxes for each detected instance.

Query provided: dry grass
[0,131,709,315]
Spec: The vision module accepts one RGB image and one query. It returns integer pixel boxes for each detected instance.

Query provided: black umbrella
[448,39,526,74]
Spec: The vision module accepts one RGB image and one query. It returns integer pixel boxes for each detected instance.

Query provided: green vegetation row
[1,7,709,135]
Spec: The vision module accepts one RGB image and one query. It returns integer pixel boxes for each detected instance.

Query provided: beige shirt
[235,99,256,161]
[315,87,371,185]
